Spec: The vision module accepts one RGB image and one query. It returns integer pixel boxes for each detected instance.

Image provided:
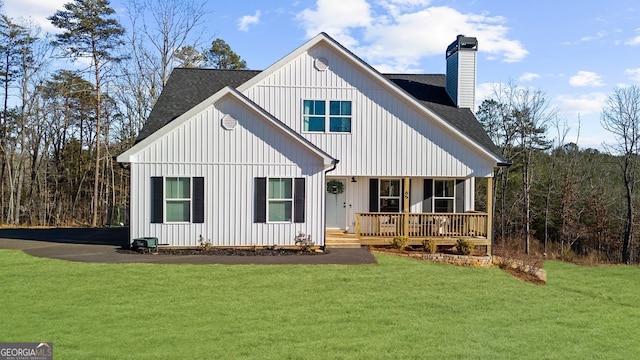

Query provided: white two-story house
[117,33,506,253]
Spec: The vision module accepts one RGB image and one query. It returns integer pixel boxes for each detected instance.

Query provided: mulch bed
[117,247,325,256]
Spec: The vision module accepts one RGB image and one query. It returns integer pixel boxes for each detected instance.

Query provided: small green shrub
[455,239,473,255]
[390,236,408,250]
[422,239,437,254]
[294,231,314,252]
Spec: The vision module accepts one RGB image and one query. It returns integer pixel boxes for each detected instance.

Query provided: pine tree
[49,0,125,227]
[205,38,247,69]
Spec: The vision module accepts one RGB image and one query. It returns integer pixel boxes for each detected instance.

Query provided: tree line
[477,83,640,264]
[0,0,245,228]
[1,0,639,264]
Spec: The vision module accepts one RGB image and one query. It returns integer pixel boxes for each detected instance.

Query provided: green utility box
[131,237,158,252]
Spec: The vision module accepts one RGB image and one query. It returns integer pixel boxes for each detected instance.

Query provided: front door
[326,179,346,229]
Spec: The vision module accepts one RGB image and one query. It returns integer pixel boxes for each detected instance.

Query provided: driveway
[0,228,377,265]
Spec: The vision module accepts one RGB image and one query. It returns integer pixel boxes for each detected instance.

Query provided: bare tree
[0,15,49,224]
[601,85,640,264]
[544,117,572,253]
[128,0,207,88]
[512,87,553,254]
[478,82,553,253]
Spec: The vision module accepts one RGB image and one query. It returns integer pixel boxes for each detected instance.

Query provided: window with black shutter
[150,176,204,223]
[255,177,305,223]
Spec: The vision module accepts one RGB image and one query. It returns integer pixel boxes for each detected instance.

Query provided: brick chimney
[446,35,478,111]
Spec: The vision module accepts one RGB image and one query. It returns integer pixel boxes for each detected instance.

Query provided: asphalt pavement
[0,228,377,265]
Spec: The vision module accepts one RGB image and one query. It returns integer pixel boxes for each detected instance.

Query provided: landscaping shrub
[390,236,408,250]
[455,239,473,255]
[294,231,314,252]
[198,235,212,250]
[422,239,437,254]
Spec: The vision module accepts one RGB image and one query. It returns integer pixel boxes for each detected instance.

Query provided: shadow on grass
[0,227,129,247]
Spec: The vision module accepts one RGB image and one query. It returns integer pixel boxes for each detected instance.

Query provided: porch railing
[355,212,488,238]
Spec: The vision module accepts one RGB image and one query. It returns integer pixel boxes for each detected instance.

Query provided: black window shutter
[255,177,267,223]
[369,178,379,212]
[294,178,305,223]
[151,177,163,223]
[193,177,205,223]
[455,179,465,213]
[423,179,433,212]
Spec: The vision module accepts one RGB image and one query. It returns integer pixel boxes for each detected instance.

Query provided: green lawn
[1,250,639,359]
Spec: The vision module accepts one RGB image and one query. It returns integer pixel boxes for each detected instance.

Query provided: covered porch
[325,177,494,255]
[360,212,490,253]
[326,212,491,254]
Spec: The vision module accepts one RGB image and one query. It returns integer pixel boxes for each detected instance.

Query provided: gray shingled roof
[135,68,260,143]
[135,68,502,161]
[383,73,502,157]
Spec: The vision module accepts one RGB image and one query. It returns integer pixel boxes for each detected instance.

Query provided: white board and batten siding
[243,43,494,179]
[128,94,328,247]
[446,50,477,111]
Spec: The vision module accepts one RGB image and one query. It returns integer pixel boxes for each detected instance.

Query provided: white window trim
[267,177,294,223]
[379,178,402,213]
[432,179,456,213]
[165,176,192,223]
[302,99,352,134]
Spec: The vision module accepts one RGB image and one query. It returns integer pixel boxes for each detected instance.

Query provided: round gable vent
[221,114,237,130]
[314,57,329,71]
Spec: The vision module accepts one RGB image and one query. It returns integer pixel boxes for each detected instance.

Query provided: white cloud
[377,0,431,18]
[625,28,640,45]
[296,0,372,48]
[238,11,262,32]
[4,0,69,33]
[556,93,608,116]
[519,72,540,82]
[626,68,640,83]
[569,71,604,87]
[297,1,527,72]
[474,82,503,110]
[579,31,606,42]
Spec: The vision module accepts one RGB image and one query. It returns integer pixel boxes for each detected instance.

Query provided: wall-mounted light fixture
[351,177,357,183]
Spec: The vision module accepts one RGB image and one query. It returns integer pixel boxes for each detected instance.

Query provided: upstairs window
[329,101,351,132]
[303,100,326,131]
[303,100,351,133]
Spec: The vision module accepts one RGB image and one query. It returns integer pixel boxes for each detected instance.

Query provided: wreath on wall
[327,179,345,195]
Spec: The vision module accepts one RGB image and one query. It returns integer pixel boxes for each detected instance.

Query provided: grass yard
[1,250,639,359]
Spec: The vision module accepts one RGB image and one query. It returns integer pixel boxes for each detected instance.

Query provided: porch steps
[325,238,362,249]
[325,231,361,249]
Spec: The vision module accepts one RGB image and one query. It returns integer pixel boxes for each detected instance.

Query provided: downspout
[322,160,340,251]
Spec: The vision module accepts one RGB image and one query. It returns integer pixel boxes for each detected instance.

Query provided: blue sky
[5,0,640,149]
